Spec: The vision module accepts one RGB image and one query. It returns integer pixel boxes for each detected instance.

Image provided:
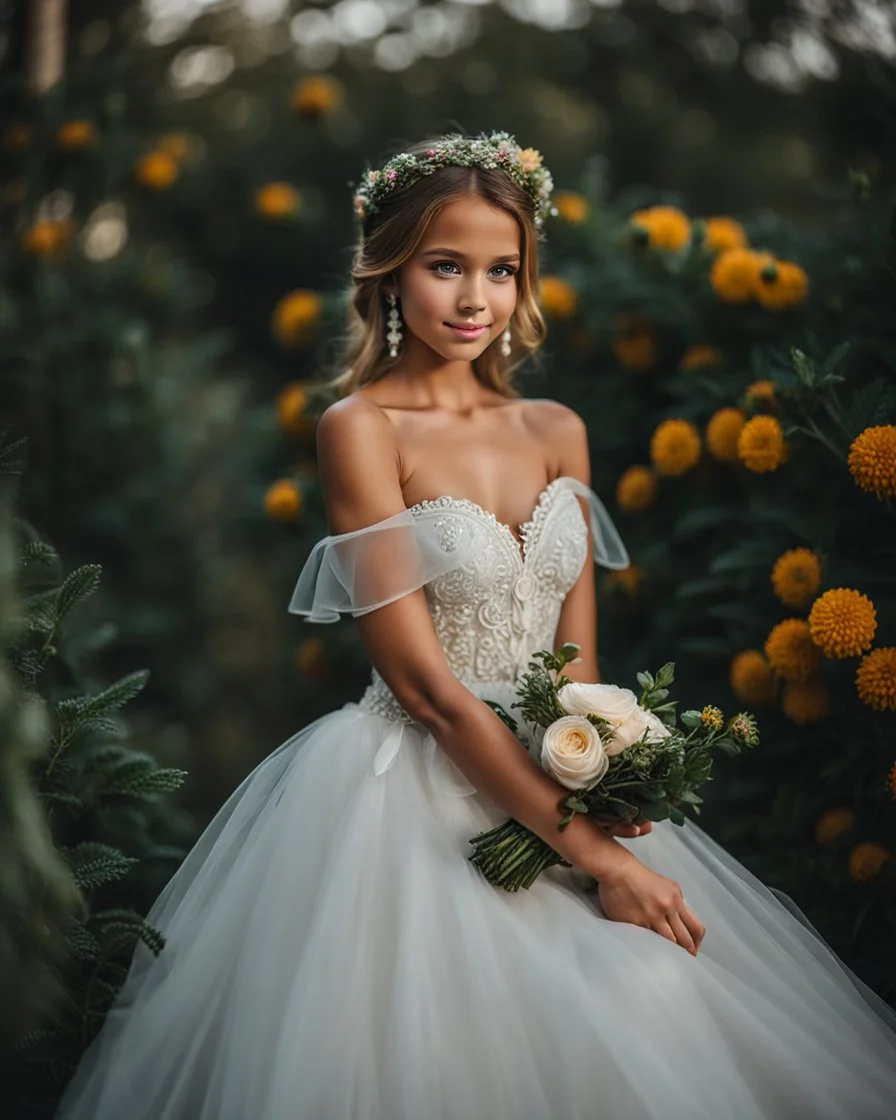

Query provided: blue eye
[490,265,517,279]
[430,261,459,275]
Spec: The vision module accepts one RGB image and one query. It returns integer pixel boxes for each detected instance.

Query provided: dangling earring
[386,294,403,358]
[501,325,512,358]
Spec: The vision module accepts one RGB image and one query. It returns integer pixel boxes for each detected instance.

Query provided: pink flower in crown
[387,169,398,181]
[517,147,543,172]
[426,148,437,157]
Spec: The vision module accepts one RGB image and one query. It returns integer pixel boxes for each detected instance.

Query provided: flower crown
[352,131,555,230]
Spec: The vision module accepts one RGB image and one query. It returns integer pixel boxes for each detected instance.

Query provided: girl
[58,132,896,1119]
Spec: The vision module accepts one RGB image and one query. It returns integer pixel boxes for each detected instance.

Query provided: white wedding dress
[57,476,896,1119]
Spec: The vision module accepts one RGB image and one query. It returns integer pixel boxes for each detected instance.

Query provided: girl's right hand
[597,857,706,956]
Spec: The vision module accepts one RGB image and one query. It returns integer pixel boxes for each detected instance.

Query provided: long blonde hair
[322,137,547,401]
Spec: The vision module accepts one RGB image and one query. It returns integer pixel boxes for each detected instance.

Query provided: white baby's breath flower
[540,715,608,790]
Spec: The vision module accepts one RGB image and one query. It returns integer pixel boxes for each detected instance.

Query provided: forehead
[419,195,520,254]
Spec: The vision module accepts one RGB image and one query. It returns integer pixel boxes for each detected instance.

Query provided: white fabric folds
[289,476,629,623]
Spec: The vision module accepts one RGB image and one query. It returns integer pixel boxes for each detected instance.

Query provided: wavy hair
[322,137,547,401]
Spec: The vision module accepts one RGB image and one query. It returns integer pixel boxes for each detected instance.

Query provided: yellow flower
[271,289,323,347]
[22,218,73,257]
[4,121,32,149]
[706,408,746,465]
[737,415,786,473]
[134,150,179,190]
[743,379,777,410]
[856,648,896,711]
[808,588,877,660]
[650,419,701,477]
[292,75,341,116]
[755,260,809,311]
[630,205,691,252]
[603,565,646,595]
[616,466,657,513]
[553,191,588,223]
[612,318,657,372]
[701,705,724,731]
[765,619,823,682]
[680,344,721,372]
[539,275,578,320]
[814,807,855,846]
[771,548,822,609]
[848,425,896,500]
[781,676,829,725]
[848,841,890,885]
[264,479,303,522]
[255,182,302,220]
[729,650,777,707]
[517,147,543,172]
[296,636,331,681]
[710,248,774,303]
[277,381,314,436]
[702,216,748,253]
[56,119,98,150]
[157,132,191,162]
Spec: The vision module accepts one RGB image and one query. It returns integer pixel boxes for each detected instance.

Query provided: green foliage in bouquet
[471,643,758,892]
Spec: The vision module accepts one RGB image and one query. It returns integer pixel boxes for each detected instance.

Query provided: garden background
[2,0,895,1113]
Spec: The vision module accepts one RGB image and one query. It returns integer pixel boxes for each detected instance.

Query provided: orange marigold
[679,344,721,372]
[765,619,823,682]
[755,260,809,311]
[292,74,341,116]
[22,218,72,257]
[709,248,774,304]
[848,841,890,885]
[848,425,896,500]
[276,382,314,436]
[264,479,303,522]
[781,676,829,725]
[612,325,657,372]
[272,289,323,347]
[771,548,822,608]
[814,807,855,846]
[856,648,896,711]
[616,466,657,513]
[729,650,777,706]
[706,407,746,465]
[650,419,701,477]
[808,588,877,660]
[255,182,302,219]
[56,119,98,150]
[737,415,786,473]
[553,191,589,223]
[539,275,578,319]
[702,216,748,253]
[630,205,691,252]
[135,150,179,190]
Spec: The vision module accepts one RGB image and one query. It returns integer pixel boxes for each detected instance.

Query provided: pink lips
[446,322,489,340]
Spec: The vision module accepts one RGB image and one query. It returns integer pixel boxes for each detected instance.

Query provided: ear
[380,274,399,298]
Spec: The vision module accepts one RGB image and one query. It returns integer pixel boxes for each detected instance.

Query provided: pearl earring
[501,325,512,358]
[386,294,403,358]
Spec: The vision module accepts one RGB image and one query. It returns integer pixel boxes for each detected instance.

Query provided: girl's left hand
[602,819,653,839]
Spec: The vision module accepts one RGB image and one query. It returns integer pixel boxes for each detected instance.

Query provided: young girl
[58,132,896,1119]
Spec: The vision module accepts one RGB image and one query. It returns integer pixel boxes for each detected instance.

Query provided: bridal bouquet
[469,643,759,892]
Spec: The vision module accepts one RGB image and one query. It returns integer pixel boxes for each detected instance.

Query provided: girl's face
[392,194,521,364]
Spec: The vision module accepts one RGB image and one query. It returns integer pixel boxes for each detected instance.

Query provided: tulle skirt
[57,690,896,1120]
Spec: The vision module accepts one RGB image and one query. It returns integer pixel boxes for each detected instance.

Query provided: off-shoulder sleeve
[288,480,629,622]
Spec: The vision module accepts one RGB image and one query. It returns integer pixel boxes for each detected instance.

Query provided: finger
[653,920,678,947]
[609,823,641,838]
[636,820,654,835]
[668,913,697,955]
[681,907,706,950]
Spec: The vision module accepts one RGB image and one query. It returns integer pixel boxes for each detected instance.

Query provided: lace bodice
[357,477,590,724]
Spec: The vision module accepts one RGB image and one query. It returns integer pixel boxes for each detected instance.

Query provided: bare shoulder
[316,392,394,446]
[523,398,589,474]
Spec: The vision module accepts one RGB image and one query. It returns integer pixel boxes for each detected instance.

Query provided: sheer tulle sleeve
[288,479,629,622]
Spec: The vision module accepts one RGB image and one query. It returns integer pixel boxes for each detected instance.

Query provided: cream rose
[540,715,608,791]
[643,710,672,743]
[556,682,648,756]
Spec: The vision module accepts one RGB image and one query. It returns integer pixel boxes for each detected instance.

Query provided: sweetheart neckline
[406,475,575,565]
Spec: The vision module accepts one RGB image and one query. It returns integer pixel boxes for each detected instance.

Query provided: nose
[458,276,487,314]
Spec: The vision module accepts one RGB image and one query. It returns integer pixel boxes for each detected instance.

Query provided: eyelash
[429,261,517,280]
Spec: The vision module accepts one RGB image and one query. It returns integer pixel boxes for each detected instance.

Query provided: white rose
[557,682,647,756]
[540,715,608,791]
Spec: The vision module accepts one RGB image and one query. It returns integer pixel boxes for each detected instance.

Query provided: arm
[547,405,600,683]
[315,397,634,883]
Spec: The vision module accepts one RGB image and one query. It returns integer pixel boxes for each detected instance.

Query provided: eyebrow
[420,247,521,262]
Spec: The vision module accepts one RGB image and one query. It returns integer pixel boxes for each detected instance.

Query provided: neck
[384,337,485,412]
